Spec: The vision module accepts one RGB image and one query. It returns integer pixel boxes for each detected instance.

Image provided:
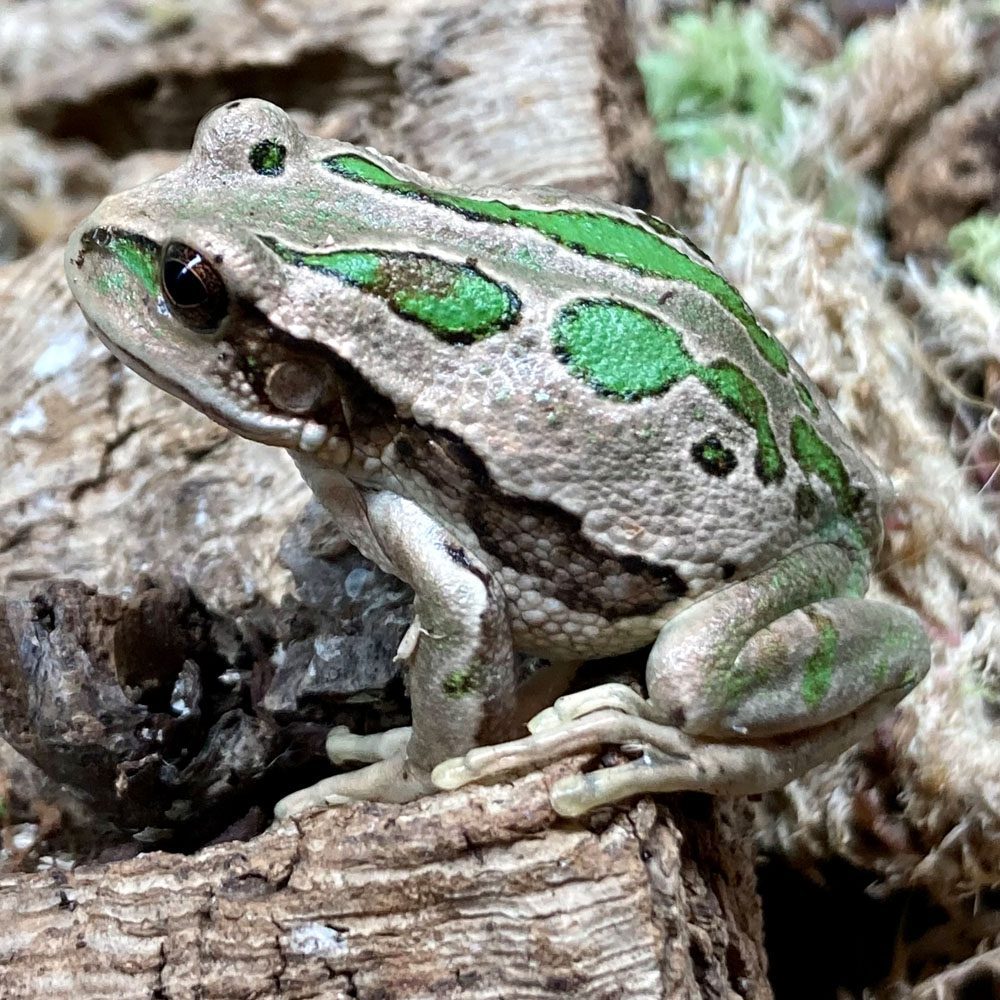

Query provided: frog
[64,99,930,819]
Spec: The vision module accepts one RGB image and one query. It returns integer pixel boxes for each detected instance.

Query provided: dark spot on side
[794,484,819,521]
[443,540,472,570]
[850,485,868,511]
[691,434,738,477]
[658,289,676,303]
[720,562,737,580]
[438,434,491,490]
[618,554,688,599]
[226,101,242,109]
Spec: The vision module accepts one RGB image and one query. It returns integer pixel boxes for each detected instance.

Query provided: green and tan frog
[65,99,929,818]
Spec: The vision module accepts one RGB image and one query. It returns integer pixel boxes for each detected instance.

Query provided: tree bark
[0,772,767,999]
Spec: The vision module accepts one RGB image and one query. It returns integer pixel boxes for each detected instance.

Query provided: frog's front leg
[275,481,517,819]
[434,541,930,815]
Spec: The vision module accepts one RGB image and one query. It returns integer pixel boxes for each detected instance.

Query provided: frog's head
[64,100,354,458]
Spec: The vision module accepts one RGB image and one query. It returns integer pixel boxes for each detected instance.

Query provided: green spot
[511,244,543,271]
[801,611,838,708]
[261,237,519,343]
[874,659,890,685]
[249,139,286,176]
[95,271,126,295]
[794,378,819,417]
[789,417,857,519]
[552,299,784,482]
[324,153,789,374]
[691,434,737,477]
[82,227,159,297]
[443,668,478,698]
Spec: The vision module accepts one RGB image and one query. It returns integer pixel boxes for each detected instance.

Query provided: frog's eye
[161,242,229,333]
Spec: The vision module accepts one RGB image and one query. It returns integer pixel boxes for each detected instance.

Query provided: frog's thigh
[659,596,930,740]
[436,544,930,813]
[275,490,517,818]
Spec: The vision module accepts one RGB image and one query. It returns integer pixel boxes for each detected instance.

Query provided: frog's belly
[498,565,682,661]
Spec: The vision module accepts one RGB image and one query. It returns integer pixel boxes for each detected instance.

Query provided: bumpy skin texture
[65,100,930,817]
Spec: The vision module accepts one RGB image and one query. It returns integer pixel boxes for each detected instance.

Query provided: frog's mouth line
[86,317,313,450]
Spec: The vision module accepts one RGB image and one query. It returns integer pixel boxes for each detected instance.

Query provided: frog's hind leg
[435,576,930,815]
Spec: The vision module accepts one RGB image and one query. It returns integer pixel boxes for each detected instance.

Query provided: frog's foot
[433,691,903,816]
[433,705,693,800]
[274,750,437,819]
[550,690,907,814]
[527,682,654,733]
[324,725,412,765]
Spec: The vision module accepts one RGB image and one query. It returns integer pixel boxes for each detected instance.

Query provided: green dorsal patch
[789,416,857,518]
[324,153,789,374]
[261,237,519,344]
[552,299,784,483]
[81,227,159,297]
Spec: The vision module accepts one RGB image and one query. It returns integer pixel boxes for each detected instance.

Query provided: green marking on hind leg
[801,610,838,708]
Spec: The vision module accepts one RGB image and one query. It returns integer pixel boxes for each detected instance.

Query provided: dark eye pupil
[163,254,208,306]
[161,242,229,332]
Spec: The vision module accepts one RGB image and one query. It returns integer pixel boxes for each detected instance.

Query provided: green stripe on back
[324,153,789,374]
[789,416,859,518]
[261,236,519,344]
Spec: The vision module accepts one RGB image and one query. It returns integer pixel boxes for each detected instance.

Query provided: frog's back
[286,144,887,594]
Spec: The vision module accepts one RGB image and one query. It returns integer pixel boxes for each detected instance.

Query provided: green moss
[948,214,1000,297]
[640,3,796,170]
